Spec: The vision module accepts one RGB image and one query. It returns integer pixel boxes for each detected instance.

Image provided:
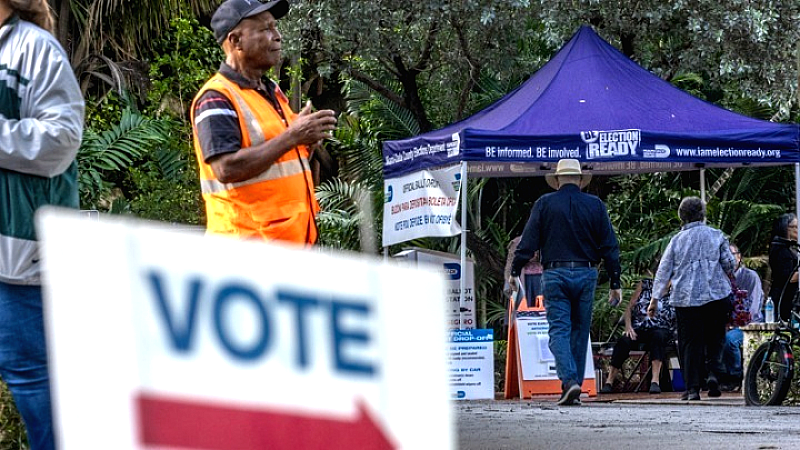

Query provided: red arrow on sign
[137,393,396,449]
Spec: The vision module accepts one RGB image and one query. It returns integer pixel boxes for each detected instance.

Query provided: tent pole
[795,163,799,295]
[792,45,800,295]
[700,168,706,204]
[460,161,468,331]
[794,163,800,243]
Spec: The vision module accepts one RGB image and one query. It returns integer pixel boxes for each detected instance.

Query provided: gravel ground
[456,393,800,450]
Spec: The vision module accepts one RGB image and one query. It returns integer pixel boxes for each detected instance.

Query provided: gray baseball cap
[211,0,290,43]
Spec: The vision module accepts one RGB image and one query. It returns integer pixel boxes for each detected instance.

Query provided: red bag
[728,286,751,327]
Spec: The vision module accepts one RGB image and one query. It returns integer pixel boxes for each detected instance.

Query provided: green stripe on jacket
[0,161,79,241]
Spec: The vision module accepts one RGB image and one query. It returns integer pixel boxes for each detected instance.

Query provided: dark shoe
[721,376,742,392]
[707,376,721,398]
[649,382,661,394]
[681,390,700,401]
[600,383,613,394]
[557,383,582,406]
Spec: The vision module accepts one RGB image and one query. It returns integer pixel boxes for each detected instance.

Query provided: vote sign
[36,209,453,450]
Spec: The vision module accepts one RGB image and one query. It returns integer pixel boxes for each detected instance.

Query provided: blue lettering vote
[145,270,376,377]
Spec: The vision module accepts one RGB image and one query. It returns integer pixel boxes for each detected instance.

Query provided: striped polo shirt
[193,63,287,162]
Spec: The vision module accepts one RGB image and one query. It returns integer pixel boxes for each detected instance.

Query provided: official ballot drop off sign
[36,209,453,450]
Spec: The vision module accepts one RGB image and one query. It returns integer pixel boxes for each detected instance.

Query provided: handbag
[727,279,751,327]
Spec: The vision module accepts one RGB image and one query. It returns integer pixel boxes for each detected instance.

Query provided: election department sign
[382,164,462,247]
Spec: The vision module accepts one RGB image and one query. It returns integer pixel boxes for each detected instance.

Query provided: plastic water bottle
[765,297,775,323]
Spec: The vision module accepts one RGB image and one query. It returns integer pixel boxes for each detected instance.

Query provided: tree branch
[452,17,482,121]
[347,68,405,107]
[410,18,440,74]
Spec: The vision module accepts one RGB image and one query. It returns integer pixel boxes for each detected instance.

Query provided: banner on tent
[382,164,462,247]
[462,129,799,169]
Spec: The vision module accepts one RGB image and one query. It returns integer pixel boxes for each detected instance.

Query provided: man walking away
[511,159,621,406]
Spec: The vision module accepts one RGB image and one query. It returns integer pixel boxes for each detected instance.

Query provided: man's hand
[508,276,519,292]
[623,325,638,340]
[290,101,337,147]
[609,289,622,307]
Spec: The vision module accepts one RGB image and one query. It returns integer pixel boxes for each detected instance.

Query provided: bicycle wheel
[744,341,793,406]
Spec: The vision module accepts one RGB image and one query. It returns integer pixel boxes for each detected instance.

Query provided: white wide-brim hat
[545,158,592,189]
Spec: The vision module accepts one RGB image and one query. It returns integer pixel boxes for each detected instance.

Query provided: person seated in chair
[601,277,675,394]
[720,243,764,391]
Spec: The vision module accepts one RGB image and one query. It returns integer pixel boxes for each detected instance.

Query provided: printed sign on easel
[504,293,596,399]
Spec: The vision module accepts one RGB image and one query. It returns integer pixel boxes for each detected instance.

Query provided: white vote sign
[36,209,453,450]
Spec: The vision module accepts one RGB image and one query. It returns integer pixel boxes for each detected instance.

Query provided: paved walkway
[456,391,800,450]
[583,389,744,405]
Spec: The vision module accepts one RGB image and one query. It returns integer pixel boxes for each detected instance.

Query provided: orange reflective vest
[191,74,319,244]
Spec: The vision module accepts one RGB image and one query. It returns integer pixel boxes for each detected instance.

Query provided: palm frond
[330,114,383,186]
[78,106,171,208]
[621,233,676,274]
[316,178,380,252]
[153,146,185,181]
[342,79,420,140]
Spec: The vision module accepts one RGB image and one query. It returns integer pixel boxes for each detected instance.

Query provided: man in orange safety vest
[191,0,337,244]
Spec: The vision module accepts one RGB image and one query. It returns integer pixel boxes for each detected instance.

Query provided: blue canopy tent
[382,25,800,322]
[384,25,799,179]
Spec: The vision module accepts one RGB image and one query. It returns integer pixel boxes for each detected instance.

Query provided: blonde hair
[9,0,54,34]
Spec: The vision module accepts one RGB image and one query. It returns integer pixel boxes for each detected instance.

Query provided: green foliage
[127,165,202,225]
[316,178,373,251]
[78,106,171,211]
[147,15,223,121]
[340,79,420,145]
[605,172,686,274]
[314,78,399,253]
[287,1,549,131]
[670,72,707,99]
[76,12,213,224]
[64,0,218,66]
[0,382,26,450]
[332,113,384,187]
[494,339,508,394]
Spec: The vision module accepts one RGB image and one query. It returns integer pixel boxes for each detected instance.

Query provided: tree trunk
[466,232,504,282]
[54,0,72,54]
[397,67,432,133]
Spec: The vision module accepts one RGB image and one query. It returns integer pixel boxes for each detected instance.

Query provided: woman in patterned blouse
[648,197,736,401]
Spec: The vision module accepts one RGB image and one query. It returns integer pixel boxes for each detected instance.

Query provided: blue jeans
[722,327,744,379]
[0,281,54,450]
[542,267,598,389]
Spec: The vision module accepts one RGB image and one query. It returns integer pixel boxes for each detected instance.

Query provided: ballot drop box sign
[36,209,453,450]
[448,329,494,400]
[392,248,475,329]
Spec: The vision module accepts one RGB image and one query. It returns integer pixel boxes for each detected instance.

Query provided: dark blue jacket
[511,183,621,289]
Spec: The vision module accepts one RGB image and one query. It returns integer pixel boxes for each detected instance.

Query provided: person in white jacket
[0,1,84,449]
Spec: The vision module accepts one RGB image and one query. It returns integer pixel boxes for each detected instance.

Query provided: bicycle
[744,243,800,406]
[743,311,800,405]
